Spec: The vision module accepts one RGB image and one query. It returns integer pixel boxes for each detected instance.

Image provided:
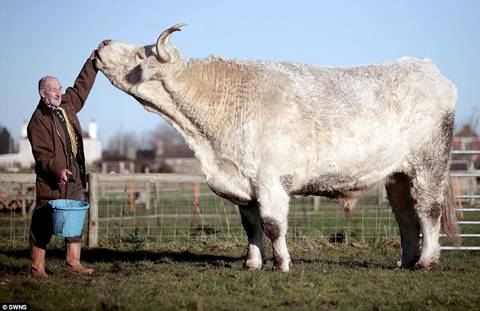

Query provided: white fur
[96,25,457,272]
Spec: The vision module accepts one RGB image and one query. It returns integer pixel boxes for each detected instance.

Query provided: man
[27,40,110,277]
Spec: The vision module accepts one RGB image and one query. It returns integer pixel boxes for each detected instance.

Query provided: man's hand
[58,169,73,185]
[90,40,111,61]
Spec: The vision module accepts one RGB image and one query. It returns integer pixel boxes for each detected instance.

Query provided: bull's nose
[98,40,111,50]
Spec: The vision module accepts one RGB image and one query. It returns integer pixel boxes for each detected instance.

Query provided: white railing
[442,150,480,250]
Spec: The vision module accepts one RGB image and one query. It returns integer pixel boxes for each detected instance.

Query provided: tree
[106,128,141,159]
[467,106,480,133]
[147,122,193,157]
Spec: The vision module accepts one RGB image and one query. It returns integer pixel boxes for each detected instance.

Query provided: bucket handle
[64,180,68,205]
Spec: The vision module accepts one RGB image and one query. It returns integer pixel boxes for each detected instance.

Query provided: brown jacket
[27,59,98,201]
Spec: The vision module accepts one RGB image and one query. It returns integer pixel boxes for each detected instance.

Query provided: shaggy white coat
[96,24,457,272]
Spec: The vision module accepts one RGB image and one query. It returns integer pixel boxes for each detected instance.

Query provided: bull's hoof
[396,255,420,269]
[414,259,439,271]
[273,258,291,273]
[396,259,402,268]
[243,259,263,271]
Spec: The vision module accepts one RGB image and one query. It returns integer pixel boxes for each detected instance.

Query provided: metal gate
[442,150,480,250]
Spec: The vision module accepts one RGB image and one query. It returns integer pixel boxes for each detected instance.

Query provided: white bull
[96,24,459,272]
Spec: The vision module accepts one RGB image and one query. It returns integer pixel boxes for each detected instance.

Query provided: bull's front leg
[258,179,291,272]
[239,202,265,270]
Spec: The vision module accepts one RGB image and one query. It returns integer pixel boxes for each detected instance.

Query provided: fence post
[145,181,151,210]
[88,173,99,248]
[469,159,475,205]
[313,196,321,212]
[20,183,26,218]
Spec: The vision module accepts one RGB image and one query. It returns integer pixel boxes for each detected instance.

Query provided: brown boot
[29,245,48,277]
[65,242,93,274]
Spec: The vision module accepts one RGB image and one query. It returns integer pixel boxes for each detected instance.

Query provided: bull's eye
[136,52,145,61]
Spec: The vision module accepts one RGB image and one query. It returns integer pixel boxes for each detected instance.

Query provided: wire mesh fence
[0,174,35,244]
[1,171,479,248]
[91,175,397,247]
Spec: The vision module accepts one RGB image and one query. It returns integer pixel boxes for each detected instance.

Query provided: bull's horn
[156,23,187,63]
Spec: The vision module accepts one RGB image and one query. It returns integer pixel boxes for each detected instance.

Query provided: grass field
[2,181,479,247]
[1,180,480,310]
[1,238,480,311]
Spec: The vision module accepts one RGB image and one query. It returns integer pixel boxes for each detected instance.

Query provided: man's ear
[39,89,45,99]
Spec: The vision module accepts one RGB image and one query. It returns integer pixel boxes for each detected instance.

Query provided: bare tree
[468,106,480,133]
[148,122,183,145]
[148,122,193,157]
[106,128,141,158]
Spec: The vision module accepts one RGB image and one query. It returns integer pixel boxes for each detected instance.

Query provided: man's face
[40,78,62,106]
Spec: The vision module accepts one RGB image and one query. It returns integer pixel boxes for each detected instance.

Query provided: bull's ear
[156,23,187,63]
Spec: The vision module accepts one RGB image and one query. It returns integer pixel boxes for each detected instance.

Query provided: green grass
[1,183,479,309]
[1,239,480,310]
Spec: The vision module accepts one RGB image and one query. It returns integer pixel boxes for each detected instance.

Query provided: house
[451,124,480,171]
[0,126,15,154]
[450,124,480,201]
[0,119,102,172]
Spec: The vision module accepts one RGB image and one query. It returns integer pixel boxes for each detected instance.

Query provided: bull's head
[96,23,187,103]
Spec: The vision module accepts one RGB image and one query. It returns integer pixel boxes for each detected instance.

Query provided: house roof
[455,124,478,138]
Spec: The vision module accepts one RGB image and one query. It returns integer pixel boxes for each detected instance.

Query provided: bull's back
[259,58,456,187]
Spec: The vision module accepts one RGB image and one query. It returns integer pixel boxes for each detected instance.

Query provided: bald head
[38,76,60,91]
[38,76,62,106]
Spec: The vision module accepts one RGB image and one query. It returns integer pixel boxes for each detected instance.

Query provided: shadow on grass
[0,248,246,276]
[292,258,395,270]
[0,247,395,274]
[0,262,26,275]
[0,247,244,265]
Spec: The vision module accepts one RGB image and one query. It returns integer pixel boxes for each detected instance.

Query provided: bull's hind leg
[257,179,291,272]
[411,170,448,270]
[410,112,454,269]
[415,201,442,270]
[386,173,421,268]
[239,202,265,270]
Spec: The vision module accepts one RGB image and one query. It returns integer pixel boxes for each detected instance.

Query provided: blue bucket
[49,199,89,238]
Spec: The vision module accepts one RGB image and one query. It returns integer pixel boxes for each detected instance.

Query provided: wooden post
[129,181,135,212]
[20,183,26,218]
[313,196,321,212]
[145,181,151,211]
[190,183,201,229]
[88,173,99,248]
[155,181,161,226]
[376,185,385,205]
[469,159,475,206]
[193,183,200,212]
[454,176,464,219]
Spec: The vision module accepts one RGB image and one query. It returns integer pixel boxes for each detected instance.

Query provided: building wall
[83,138,102,165]
[18,139,34,168]
[164,158,200,174]
[0,122,102,170]
[0,128,14,154]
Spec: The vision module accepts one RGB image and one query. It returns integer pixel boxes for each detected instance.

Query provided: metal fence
[1,155,479,249]
[86,173,395,248]
[442,150,480,250]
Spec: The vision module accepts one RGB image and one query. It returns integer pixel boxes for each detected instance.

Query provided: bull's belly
[281,173,370,198]
[204,170,254,206]
[280,149,404,199]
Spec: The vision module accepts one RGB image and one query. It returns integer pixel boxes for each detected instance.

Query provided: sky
[1,0,479,146]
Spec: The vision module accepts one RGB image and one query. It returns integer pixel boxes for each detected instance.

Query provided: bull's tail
[441,176,461,247]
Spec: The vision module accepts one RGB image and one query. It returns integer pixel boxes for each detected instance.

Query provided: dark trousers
[30,163,84,249]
